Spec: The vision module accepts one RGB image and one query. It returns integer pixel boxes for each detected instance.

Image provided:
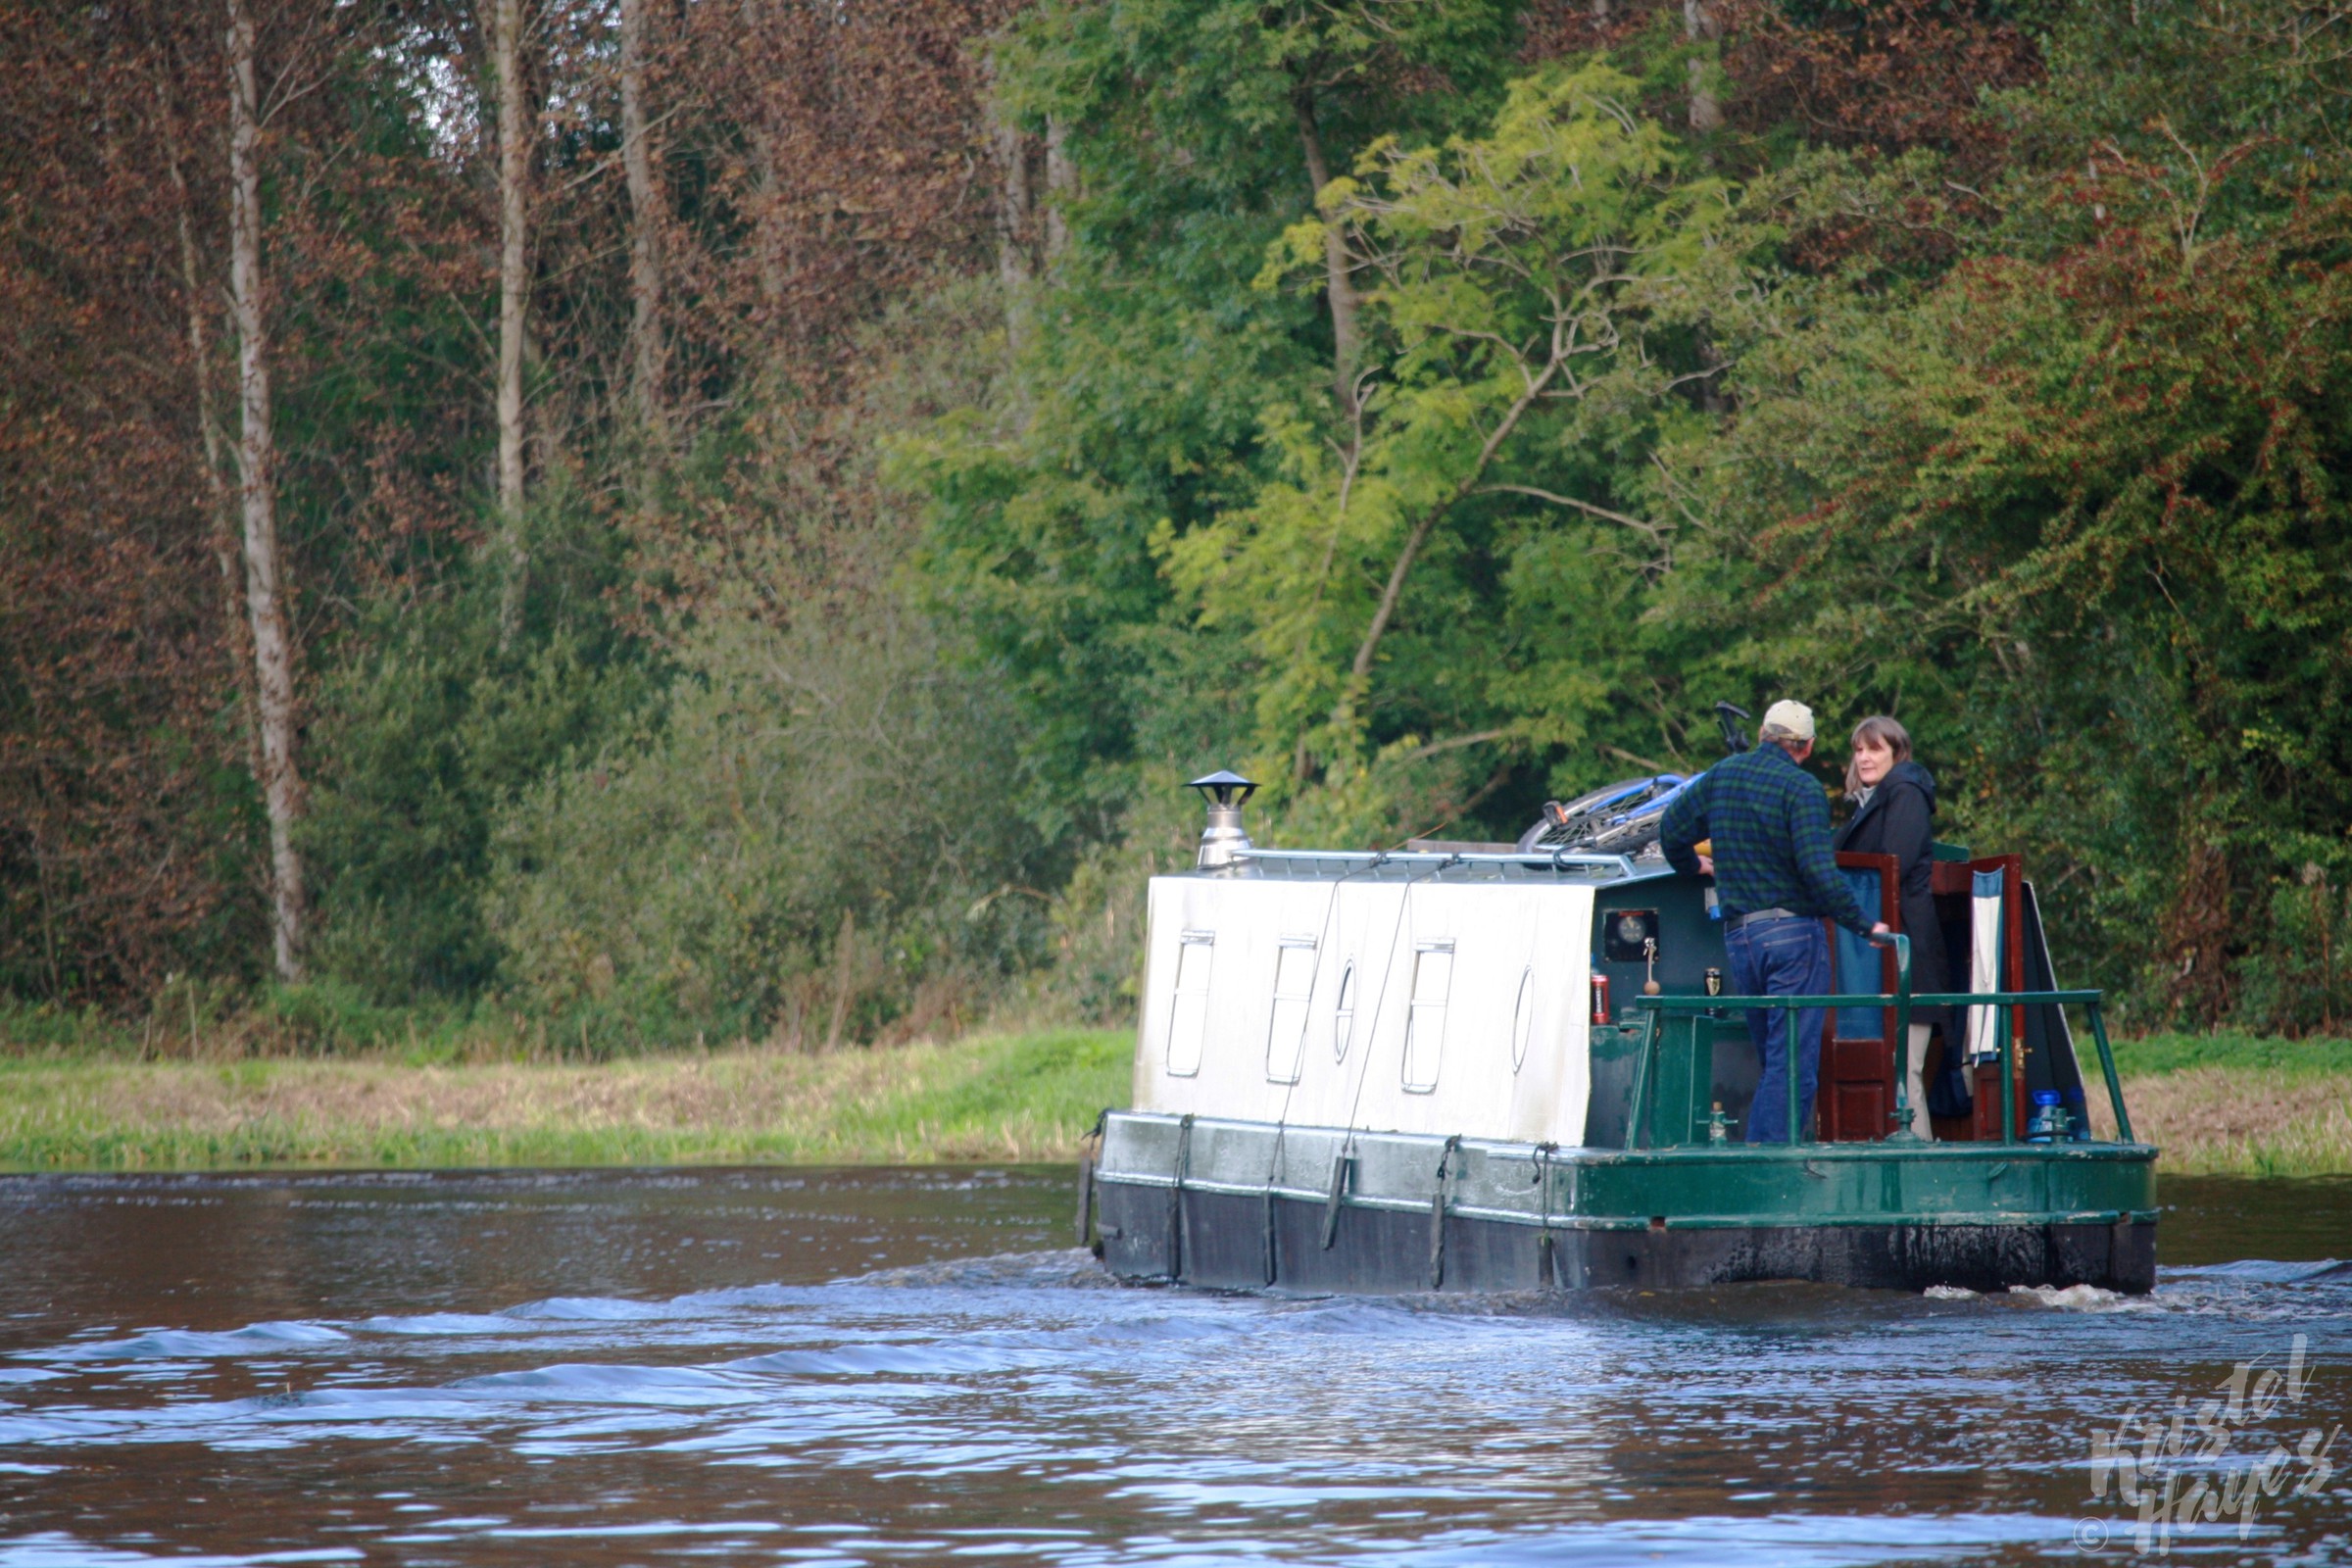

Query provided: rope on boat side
[1169,1113,1194,1285]
[1073,1107,1108,1248]
[1320,1149,1348,1250]
[1428,1134,1462,1290]
[1534,1141,1558,1289]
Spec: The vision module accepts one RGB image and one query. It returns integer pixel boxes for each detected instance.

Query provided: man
[1659,700,1888,1143]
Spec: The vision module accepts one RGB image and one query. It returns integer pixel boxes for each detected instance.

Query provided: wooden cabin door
[1818,852,1899,1141]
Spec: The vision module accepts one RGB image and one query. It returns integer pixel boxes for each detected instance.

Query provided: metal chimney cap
[1186,769,1256,806]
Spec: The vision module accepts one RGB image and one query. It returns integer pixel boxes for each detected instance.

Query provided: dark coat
[1834,760,1952,1038]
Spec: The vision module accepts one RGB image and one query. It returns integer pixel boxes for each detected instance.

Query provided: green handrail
[1886,933,1916,1140]
[1630,929,2138,1147]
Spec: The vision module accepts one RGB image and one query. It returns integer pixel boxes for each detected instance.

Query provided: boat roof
[1211,847,1676,886]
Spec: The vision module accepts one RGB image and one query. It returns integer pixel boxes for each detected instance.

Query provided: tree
[1163,62,1742,819]
[619,0,665,453]
[491,0,531,648]
[1716,1,2352,1020]
[225,0,309,980]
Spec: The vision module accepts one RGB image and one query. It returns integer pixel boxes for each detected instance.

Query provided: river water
[0,1168,2345,1567]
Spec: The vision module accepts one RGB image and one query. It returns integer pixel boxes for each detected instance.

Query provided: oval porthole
[1333,961,1356,1062]
[1510,966,1535,1072]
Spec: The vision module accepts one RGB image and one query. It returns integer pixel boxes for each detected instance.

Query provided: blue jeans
[1726,915,1831,1144]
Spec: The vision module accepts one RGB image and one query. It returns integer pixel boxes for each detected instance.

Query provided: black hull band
[1097,1181,2157,1296]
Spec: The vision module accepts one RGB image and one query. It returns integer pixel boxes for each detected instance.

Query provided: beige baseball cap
[1762,699,1816,741]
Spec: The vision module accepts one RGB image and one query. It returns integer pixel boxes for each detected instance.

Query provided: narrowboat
[1079,736,2159,1296]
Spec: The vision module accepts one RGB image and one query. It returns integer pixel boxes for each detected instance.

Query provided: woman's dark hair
[1844,714,1912,799]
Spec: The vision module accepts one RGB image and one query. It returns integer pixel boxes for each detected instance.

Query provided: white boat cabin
[1132,868,1600,1145]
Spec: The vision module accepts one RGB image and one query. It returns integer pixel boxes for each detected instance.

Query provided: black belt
[1725,906,1803,929]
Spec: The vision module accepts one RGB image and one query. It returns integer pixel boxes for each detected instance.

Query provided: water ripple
[0,1169,2346,1567]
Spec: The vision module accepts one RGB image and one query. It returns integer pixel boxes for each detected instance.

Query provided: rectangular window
[1402,942,1453,1093]
[1264,938,1317,1084]
[1166,931,1215,1077]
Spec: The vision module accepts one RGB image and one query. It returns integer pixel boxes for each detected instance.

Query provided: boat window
[1510,966,1534,1072]
[1402,942,1453,1093]
[1166,931,1214,1077]
[1332,961,1355,1062]
[1264,937,1316,1084]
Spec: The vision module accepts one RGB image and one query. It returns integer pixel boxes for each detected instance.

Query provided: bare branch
[1475,484,1663,535]
[1340,353,1564,703]
[1398,727,1514,762]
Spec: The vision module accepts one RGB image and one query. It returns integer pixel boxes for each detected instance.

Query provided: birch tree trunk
[225,0,307,981]
[1684,0,1722,132]
[493,0,529,647]
[154,56,263,785]
[1292,85,1360,413]
[619,0,666,451]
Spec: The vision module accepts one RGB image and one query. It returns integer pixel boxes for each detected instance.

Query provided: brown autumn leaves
[0,0,1023,1003]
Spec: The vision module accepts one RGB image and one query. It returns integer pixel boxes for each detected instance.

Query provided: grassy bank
[0,1030,1130,1171]
[2082,1032,2352,1177]
[0,1023,2345,1176]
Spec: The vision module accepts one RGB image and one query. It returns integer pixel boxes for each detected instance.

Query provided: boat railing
[1628,933,2136,1150]
[1236,848,1643,881]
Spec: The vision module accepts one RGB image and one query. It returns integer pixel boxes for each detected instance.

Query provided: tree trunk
[748,120,788,309]
[985,48,1033,355]
[1685,1,1727,406]
[1292,85,1359,413]
[825,907,856,1052]
[1044,114,1074,261]
[619,0,666,452]
[2162,808,2235,1027]
[743,0,790,313]
[1335,358,1562,734]
[1684,0,1722,132]
[493,0,529,647]
[153,54,263,786]
[225,0,307,981]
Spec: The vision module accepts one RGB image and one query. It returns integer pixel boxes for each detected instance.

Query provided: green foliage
[910,0,2352,1028]
[1717,8,2352,1020]
[482,598,1052,1050]
[24,0,2350,1047]
[481,284,1067,1051]
[2233,872,2352,1039]
[1171,62,1745,835]
[908,0,1523,842]
[302,489,657,1004]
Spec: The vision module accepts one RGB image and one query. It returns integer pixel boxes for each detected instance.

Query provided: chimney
[1187,770,1256,869]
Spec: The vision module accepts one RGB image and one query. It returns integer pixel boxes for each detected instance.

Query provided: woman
[1833,715,1954,1137]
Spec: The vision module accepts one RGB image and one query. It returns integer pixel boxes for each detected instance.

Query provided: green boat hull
[1090,1111,2159,1295]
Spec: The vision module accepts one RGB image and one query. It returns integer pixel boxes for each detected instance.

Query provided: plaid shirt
[1659,743,1871,933]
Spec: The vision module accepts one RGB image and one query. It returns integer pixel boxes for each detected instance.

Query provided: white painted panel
[1131,873,1596,1144]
